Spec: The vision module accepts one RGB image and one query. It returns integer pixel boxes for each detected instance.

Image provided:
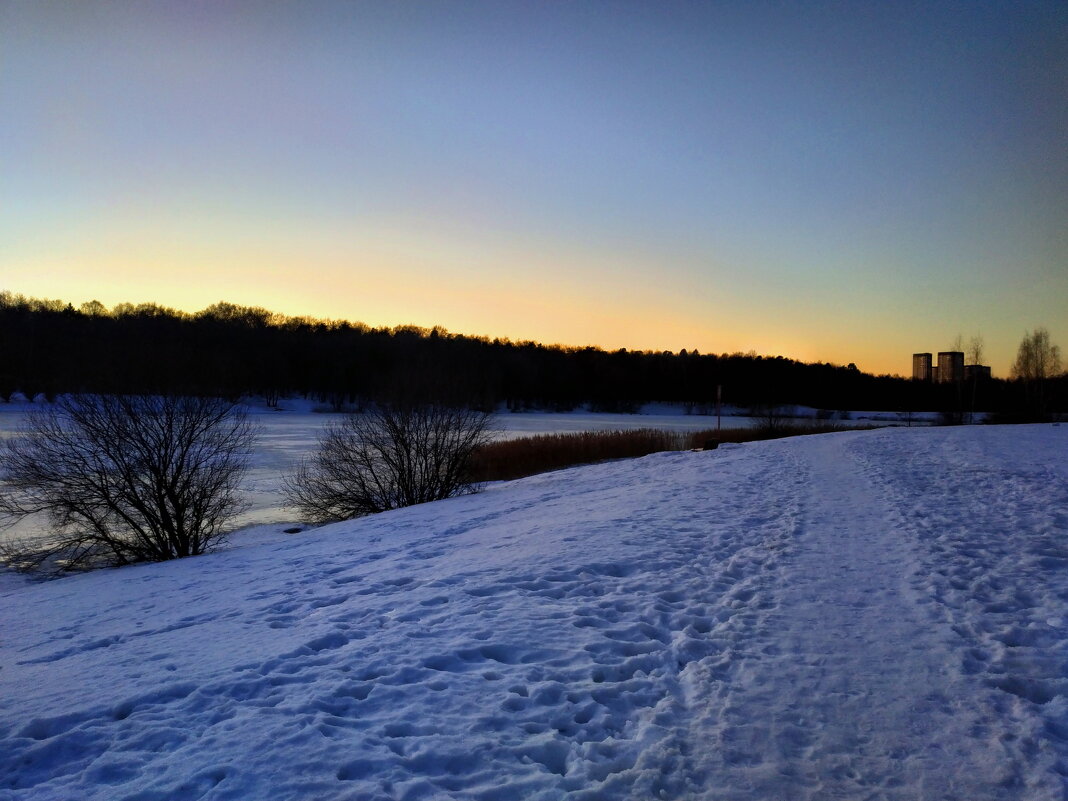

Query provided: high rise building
[912,353,933,381]
[937,351,965,383]
[911,350,990,381]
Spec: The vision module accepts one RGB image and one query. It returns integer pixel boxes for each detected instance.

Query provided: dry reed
[469,421,863,483]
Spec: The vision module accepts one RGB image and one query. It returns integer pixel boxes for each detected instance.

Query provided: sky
[2,1,1065,377]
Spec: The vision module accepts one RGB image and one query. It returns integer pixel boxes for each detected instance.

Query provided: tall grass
[469,429,681,483]
[468,421,862,483]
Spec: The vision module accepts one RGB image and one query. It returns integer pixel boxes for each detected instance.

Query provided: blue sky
[2,1,1065,375]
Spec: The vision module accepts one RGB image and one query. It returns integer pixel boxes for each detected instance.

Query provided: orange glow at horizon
[2,273,907,379]
[0,206,1009,379]
[4,2,1065,385]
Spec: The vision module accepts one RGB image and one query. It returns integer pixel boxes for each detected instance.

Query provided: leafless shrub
[284,404,493,524]
[749,403,793,435]
[0,395,256,574]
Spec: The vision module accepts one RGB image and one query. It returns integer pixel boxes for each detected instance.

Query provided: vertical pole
[716,384,722,433]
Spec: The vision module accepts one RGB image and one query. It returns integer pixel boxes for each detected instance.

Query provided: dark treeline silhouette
[0,292,1061,418]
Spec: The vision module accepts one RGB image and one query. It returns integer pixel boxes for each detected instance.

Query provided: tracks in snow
[2,430,1066,800]
[690,433,1064,800]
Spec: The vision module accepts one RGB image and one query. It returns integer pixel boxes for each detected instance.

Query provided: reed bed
[469,421,862,483]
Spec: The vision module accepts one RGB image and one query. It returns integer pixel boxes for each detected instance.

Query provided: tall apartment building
[912,349,990,381]
[912,353,933,381]
[937,351,965,383]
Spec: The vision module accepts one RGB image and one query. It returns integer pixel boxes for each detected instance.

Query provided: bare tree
[749,402,791,435]
[284,403,493,524]
[1012,328,1062,381]
[0,395,256,573]
[1011,328,1063,421]
[965,334,986,423]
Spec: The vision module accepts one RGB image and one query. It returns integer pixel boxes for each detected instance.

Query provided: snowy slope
[0,427,1065,800]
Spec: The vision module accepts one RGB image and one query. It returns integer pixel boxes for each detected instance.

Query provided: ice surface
[0,400,915,549]
[0,402,750,546]
[0,426,1065,799]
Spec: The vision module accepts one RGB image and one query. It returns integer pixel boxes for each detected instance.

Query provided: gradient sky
[2,1,1066,376]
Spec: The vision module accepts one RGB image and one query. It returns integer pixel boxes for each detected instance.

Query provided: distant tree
[0,395,257,573]
[965,334,986,423]
[1011,328,1062,420]
[1012,328,1062,381]
[284,403,493,524]
[79,299,108,316]
[750,401,791,435]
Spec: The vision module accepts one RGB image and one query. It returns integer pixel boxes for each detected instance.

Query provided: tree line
[0,292,1062,418]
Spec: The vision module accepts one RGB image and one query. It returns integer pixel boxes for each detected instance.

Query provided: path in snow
[685,433,1060,799]
[0,427,1065,800]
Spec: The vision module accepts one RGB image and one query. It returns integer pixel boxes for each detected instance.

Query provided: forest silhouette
[0,292,1057,419]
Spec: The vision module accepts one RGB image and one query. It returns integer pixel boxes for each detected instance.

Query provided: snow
[1,426,1066,799]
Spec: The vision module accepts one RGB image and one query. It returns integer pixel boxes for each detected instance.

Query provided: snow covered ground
[2,426,1065,800]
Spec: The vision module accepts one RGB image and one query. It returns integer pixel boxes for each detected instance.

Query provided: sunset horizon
[0,284,1006,380]
[2,4,1067,793]
[4,1,1065,380]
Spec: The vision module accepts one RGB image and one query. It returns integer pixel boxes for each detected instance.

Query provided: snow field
[853,428,1068,788]
[0,426,1065,799]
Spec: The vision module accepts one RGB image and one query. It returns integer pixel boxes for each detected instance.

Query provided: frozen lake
[0,399,922,547]
[231,407,752,529]
[0,402,752,542]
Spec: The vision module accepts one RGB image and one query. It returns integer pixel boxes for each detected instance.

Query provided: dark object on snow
[703,439,719,450]
[284,527,303,534]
